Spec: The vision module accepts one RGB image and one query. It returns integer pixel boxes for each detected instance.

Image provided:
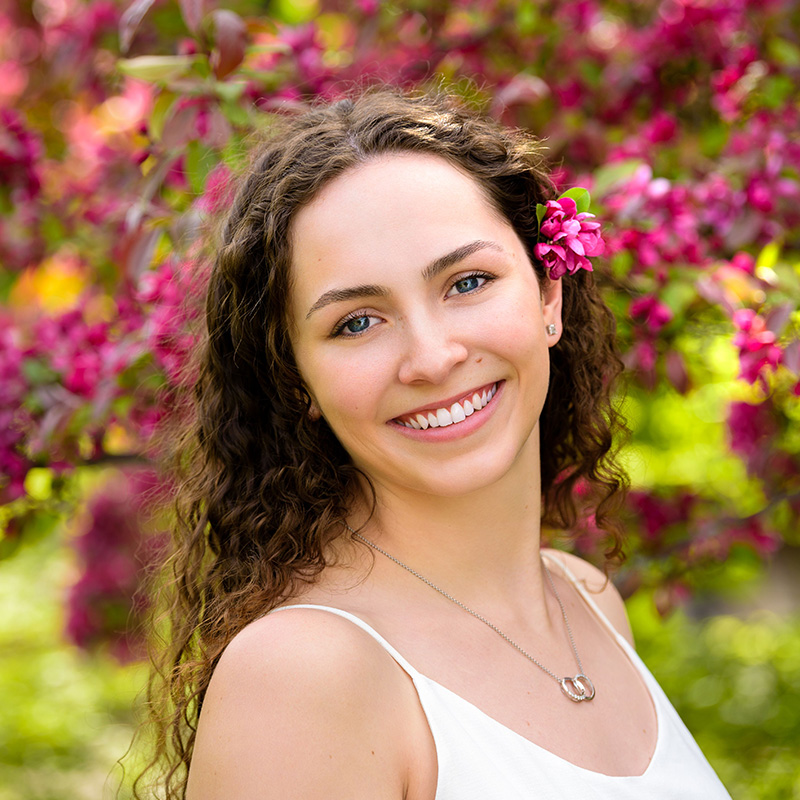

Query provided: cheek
[481,293,547,360]
[304,351,389,423]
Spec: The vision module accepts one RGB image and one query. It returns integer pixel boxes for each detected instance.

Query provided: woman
[148,90,732,799]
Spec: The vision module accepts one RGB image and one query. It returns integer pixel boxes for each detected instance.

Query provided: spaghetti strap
[269,582,732,799]
[270,603,422,678]
[540,551,628,646]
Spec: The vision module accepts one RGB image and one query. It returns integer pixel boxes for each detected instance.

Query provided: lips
[393,382,499,430]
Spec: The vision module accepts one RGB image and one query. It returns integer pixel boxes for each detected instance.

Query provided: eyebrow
[305,239,502,318]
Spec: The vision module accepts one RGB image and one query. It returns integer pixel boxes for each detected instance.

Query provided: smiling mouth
[393,383,499,430]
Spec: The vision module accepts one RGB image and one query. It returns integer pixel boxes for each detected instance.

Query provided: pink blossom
[727,399,781,479]
[534,197,605,280]
[0,323,34,503]
[65,469,165,659]
[136,259,204,385]
[732,309,782,384]
[654,581,692,617]
[746,178,774,214]
[198,164,236,215]
[355,0,380,14]
[730,251,755,273]
[730,517,781,555]
[0,108,42,200]
[630,295,673,333]
[630,490,695,542]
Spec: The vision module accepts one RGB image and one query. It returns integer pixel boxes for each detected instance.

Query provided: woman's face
[288,153,562,499]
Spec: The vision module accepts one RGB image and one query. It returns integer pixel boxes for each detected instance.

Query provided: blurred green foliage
[0,532,145,800]
[2,533,798,798]
[630,595,800,799]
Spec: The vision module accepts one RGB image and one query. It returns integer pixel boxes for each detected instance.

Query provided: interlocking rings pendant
[559,674,596,702]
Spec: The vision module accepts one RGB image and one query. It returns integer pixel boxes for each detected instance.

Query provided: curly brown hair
[135,88,627,799]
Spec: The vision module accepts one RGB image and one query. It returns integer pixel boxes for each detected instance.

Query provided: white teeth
[437,407,453,427]
[399,384,498,430]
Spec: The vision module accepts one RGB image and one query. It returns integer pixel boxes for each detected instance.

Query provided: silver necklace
[348,526,596,703]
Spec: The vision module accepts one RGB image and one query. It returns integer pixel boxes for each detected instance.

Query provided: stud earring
[546,323,557,335]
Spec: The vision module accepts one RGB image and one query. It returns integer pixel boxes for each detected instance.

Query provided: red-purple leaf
[695,276,735,317]
[121,226,160,280]
[203,107,233,148]
[783,339,800,374]
[119,0,157,53]
[665,349,690,395]
[161,105,199,150]
[765,302,794,337]
[180,0,206,35]
[210,9,247,80]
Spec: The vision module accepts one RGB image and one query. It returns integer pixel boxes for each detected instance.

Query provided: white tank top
[274,555,732,799]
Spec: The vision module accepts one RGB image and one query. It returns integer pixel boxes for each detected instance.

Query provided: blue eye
[454,276,482,293]
[332,312,381,337]
[344,315,371,333]
[446,272,490,297]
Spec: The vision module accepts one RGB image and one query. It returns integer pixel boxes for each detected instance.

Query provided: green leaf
[215,80,247,105]
[559,187,591,213]
[610,249,633,280]
[515,1,539,35]
[117,55,199,83]
[535,203,546,230]
[756,241,780,271]
[220,100,251,128]
[0,270,15,304]
[21,359,59,386]
[700,124,729,159]
[767,37,800,68]
[185,141,218,196]
[148,91,177,141]
[761,74,794,109]
[0,533,22,560]
[270,0,318,25]
[591,159,645,198]
[23,469,53,502]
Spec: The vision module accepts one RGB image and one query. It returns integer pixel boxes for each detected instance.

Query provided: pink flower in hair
[533,194,605,280]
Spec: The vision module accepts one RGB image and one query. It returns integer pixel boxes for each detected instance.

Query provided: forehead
[289,153,514,313]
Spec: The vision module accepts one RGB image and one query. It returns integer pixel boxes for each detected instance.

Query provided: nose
[397,313,469,385]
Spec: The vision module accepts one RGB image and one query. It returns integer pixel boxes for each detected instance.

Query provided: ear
[541,276,563,347]
[296,380,322,420]
[304,385,322,420]
[308,400,322,421]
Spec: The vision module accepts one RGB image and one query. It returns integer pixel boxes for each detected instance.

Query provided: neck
[349,437,546,610]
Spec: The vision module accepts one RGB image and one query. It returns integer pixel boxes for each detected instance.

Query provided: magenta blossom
[732,309,782,384]
[630,295,674,333]
[534,196,605,280]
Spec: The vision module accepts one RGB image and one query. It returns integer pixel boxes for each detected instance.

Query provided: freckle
[371,750,375,755]
[475,357,482,363]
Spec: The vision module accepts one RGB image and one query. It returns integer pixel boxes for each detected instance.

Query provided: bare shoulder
[541,549,634,647]
[187,607,429,800]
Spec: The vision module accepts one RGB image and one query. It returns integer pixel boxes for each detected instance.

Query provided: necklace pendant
[559,674,596,702]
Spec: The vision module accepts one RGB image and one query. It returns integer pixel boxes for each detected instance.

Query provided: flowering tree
[1,0,798,655]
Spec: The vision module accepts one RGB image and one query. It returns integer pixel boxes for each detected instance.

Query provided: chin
[371,439,536,500]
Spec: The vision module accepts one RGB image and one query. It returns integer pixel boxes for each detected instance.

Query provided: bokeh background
[1,0,799,797]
